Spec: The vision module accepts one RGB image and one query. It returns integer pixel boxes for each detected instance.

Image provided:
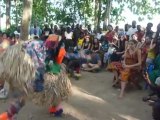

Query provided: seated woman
[119,40,142,98]
[81,36,91,51]
[82,51,101,72]
[91,38,100,53]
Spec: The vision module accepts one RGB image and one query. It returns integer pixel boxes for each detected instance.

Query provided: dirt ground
[0,71,152,120]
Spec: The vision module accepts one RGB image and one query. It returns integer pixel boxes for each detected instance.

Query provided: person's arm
[116,51,125,55]
[98,43,100,51]
[88,43,91,50]
[91,43,94,51]
[81,42,84,50]
[125,49,142,68]
[150,39,156,49]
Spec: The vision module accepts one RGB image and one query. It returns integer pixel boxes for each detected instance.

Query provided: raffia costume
[0,35,72,118]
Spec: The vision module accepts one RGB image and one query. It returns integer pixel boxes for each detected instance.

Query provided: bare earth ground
[0,71,152,120]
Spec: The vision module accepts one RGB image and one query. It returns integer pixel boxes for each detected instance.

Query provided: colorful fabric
[45,34,59,50]
[25,40,46,69]
[120,69,130,81]
[107,62,122,71]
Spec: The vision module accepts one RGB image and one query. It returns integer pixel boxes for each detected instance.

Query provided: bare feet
[118,93,124,99]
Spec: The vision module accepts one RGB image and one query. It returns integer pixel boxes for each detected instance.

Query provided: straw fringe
[0,43,72,106]
[0,43,36,94]
[31,68,72,106]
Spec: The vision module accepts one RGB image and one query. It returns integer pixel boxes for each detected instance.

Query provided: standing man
[127,21,137,40]
[30,23,42,39]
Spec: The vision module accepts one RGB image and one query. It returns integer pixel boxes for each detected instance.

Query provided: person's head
[137,25,141,31]
[125,24,129,32]
[131,34,137,41]
[132,20,136,28]
[54,25,58,31]
[88,24,91,30]
[76,24,79,29]
[44,23,48,28]
[120,35,125,41]
[85,37,90,42]
[34,23,37,28]
[127,39,138,50]
[146,23,153,31]
[2,33,7,39]
[66,27,71,33]
[115,26,119,32]
[94,38,98,43]
[157,23,160,32]
[108,25,113,31]
[80,32,84,38]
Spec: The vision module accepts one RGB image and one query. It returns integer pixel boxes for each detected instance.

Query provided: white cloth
[127,27,137,40]
[108,47,115,54]
[155,77,160,86]
[65,32,73,39]
[96,33,104,40]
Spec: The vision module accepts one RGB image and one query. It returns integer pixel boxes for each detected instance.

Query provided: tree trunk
[6,0,11,29]
[44,0,48,22]
[20,0,33,40]
[0,3,1,30]
[97,0,102,29]
[15,0,18,28]
[94,0,98,30]
[103,0,112,30]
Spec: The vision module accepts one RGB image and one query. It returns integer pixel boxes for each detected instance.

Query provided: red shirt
[105,31,115,43]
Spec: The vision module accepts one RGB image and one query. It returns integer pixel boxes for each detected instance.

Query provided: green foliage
[5,25,17,35]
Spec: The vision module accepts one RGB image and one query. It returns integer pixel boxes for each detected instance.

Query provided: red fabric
[56,48,66,64]
[105,31,115,43]
[0,112,9,120]
[45,41,58,50]
[45,34,60,50]
[49,106,56,113]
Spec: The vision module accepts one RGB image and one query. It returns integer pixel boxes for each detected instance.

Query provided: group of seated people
[63,21,160,119]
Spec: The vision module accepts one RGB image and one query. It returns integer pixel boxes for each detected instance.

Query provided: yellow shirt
[78,38,84,46]
[148,48,155,59]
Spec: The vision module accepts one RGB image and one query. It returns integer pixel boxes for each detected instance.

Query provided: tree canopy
[0,0,160,31]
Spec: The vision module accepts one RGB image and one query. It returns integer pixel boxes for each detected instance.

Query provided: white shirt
[65,32,73,40]
[96,33,104,40]
[127,27,137,40]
